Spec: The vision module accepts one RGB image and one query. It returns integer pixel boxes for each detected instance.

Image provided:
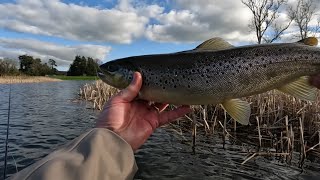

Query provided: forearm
[10,128,138,180]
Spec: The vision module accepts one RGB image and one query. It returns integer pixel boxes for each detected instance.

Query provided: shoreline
[0,76,63,84]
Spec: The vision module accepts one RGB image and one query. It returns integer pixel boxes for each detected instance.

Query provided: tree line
[242,0,320,44]
[0,55,100,76]
[67,56,100,76]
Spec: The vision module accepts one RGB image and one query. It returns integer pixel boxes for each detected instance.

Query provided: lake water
[0,81,320,180]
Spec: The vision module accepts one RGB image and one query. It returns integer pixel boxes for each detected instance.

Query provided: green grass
[50,75,98,80]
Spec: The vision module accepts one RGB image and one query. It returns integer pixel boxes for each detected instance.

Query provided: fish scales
[122,44,320,104]
[98,37,320,124]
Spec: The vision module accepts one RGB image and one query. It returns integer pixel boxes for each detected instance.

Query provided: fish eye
[107,64,119,72]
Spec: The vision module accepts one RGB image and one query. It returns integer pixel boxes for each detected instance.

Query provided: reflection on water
[0,81,99,178]
[0,81,319,180]
[135,128,320,180]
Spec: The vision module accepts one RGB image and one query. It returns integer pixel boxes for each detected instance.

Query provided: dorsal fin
[195,37,234,51]
[297,37,318,46]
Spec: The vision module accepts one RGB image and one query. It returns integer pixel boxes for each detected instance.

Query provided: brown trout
[98,37,320,125]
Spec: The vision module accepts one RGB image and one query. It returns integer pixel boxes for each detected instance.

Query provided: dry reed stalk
[212,116,217,134]
[223,110,227,148]
[79,80,118,110]
[0,76,62,84]
[257,116,262,148]
[299,117,306,167]
[280,132,284,156]
[305,142,320,153]
[218,121,234,139]
[202,105,210,132]
[192,112,197,153]
[79,80,320,164]
[242,152,290,165]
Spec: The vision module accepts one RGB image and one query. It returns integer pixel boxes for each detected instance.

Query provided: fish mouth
[97,67,112,85]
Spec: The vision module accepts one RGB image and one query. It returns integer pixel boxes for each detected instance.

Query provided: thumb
[115,72,142,102]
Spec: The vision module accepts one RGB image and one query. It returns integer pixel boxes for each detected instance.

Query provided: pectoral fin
[277,76,317,101]
[221,99,250,125]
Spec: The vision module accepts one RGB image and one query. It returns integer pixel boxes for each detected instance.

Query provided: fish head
[98,59,136,89]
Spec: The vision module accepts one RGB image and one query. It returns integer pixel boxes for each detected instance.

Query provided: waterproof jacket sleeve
[9,128,138,180]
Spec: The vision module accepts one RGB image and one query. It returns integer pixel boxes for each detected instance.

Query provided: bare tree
[288,0,319,39]
[242,0,292,44]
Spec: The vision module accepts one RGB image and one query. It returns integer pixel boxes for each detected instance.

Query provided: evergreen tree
[85,57,98,76]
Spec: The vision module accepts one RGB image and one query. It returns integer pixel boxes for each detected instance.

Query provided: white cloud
[0,38,111,69]
[0,0,149,43]
[146,0,255,43]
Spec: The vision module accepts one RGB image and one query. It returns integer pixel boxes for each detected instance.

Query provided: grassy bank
[0,76,62,84]
[79,80,320,166]
[50,75,98,80]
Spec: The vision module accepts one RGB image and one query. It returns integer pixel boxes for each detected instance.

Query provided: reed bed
[80,80,320,166]
[0,76,62,84]
[79,80,119,110]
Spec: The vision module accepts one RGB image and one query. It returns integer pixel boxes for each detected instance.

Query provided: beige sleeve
[10,128,138,180]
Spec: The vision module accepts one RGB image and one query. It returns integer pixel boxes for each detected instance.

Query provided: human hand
[96,72,192,151]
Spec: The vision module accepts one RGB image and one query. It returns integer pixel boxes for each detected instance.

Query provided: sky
[0,0,319,71]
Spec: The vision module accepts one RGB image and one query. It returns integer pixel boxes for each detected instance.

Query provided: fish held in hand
[98,37,320,125]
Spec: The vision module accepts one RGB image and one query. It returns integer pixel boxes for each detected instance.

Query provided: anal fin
[277,76,317,101]
[221,99,250,125]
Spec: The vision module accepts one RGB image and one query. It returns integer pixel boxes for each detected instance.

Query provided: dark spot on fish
[191,69,196,73]
[159,79,162,83]
[219,62,223,66]
[255,53,259,57]
[174,85,177,88]
[269,60,272,64]
[231,55,234,58]
[162,87,166,89]
[201,74,205,77]
[206,80,209,83]
[237,69,240,73]
[164,80,168,84]
[261,57,264,61]
[187,85,191,88]
[263,64,267,68]
[182,75,186,78]
[245,67,249,70]
[278,48,282,52]
[305,56,308,59]
[249,63,252,67]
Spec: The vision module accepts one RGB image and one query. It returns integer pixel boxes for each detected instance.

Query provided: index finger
[158,105,192,126]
